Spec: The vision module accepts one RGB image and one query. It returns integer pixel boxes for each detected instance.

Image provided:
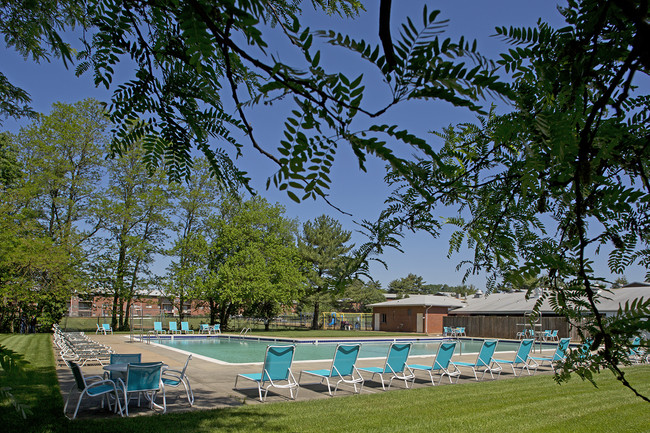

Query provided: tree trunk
[111,291,120,330]
[178,292,185,323]
[219,303,233,331]
[209,298,218,325]
[123,298,131,331]
[311,301,320,330]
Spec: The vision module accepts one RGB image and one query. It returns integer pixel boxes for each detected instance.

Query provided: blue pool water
[155,337,526,364]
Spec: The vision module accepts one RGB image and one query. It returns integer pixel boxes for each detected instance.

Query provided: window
[407,308,412,316]
[381,313,387,323]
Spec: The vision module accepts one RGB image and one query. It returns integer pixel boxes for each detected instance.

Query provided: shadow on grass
[1,365,65,433]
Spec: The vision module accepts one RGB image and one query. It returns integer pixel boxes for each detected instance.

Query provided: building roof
[369,294,465,308]
[449,286,650,315]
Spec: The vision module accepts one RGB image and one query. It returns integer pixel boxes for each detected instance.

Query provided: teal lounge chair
[102,323,113,335]
[211,324,221,334]
[492,338,534,377]
[235,345,299,402]
[358,342,415,390]
[453,339,502,380]
[529,338,571,372]
[153,322,166,334]
[180,322,194,334]
[168,322,181,334]
[408,341,461,385]
[162,354,194,406]
[199,324,210,334]
[299,343,364,396]
[64,361,123,419]
[117,362,166,416]
[627,336,646,364]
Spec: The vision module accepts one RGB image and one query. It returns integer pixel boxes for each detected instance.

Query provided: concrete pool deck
[56,333,559,419]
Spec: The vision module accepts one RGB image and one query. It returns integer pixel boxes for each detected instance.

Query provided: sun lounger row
[53,324,114,366]
[235,338,577,402]
[149,321,211,334]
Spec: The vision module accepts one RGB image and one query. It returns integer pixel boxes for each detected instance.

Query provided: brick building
[67,290,208,318]
[369,295,465,334]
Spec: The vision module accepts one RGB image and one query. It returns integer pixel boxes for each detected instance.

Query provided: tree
[163,158,222,324]
[93,142,171,330]
[203,195,305,331]
[342,279,385,312]
[611,277,628,289]
[388,273,425,295]
[298,215,355,329]
[383,1,649,400]
[0,100,107,331]
[447,284,478,297]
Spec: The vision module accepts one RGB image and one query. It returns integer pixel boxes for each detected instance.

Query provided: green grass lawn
[1,334,648,433]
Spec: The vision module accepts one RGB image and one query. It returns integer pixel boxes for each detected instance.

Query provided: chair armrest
[85,375,105,382]
[87,378,118,390]
[162,370,182,381]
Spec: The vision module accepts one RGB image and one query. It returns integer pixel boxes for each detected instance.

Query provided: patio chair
[117,362,166,416]
[199,324,210,334]
[180,322,194,334]
[575,339,593,366]
[492,338,534,377]
[105,353,142,382]
[542,330,552,341]
[64,361,123,419]
[457,327,466,337]
[408,341,461,385]
[528,338,571,372]
[234,345,299,402]
[627,336,647,364]
[443,327,452,337]
[95,324,103,334]
[212,324,221,334]
[453,339,502,380]
[168,322,181,334]
[162,354,194,406]
[102,323,113,335]
[549,330,559,341]
[153,322,166,334]
[358,342,415,390]
[299,343,364,396]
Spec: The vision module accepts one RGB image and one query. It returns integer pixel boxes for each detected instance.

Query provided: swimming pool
[153,336,529,365]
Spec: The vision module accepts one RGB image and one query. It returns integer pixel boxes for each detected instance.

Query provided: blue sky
[2,1,647,289]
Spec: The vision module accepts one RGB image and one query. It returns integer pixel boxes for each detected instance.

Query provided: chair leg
[73,390,87,420]
[63,384,75,415]
[378,373,386,390]
[258,382,265,402]
[183,378,194,406]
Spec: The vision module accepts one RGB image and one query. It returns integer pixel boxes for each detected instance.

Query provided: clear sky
[2,1,648,290]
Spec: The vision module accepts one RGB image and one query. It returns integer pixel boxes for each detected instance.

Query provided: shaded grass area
[1,334,648,433]
[0,334,64,433]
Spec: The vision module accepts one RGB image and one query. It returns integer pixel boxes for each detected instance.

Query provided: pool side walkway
[55,333,558,419]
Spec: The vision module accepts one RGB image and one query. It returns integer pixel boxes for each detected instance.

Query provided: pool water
[156,337,525,364]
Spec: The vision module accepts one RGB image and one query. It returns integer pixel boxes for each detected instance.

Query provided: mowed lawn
[1,333,648,433]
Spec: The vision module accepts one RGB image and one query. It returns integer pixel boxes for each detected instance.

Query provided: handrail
[240,327,251,335]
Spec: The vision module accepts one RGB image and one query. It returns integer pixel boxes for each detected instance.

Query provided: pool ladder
[240,327,251,336]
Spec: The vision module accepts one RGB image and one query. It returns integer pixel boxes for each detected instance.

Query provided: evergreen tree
[298,215,354,329]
